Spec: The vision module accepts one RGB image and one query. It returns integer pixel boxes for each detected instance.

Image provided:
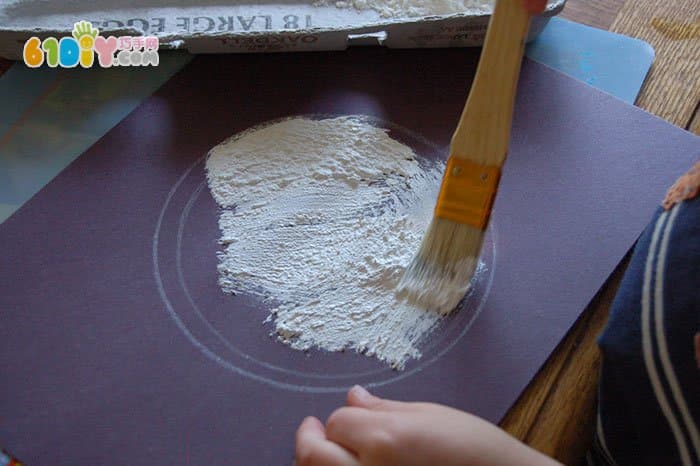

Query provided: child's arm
[295,385,562,466]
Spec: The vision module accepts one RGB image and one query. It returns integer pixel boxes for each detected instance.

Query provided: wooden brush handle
[450,0,532,166]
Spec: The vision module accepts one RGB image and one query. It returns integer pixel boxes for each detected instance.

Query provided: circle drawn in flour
[153,115,496,393]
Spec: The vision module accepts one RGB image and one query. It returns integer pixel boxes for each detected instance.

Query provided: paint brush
[397,0,538,314]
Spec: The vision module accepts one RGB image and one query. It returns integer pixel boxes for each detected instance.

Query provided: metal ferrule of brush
[434,156,502,229]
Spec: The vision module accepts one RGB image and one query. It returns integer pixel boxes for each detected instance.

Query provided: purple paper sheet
[1,49,698,465]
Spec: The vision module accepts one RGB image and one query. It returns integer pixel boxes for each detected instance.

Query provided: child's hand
[294,386,562,466]
[523,0,547,14]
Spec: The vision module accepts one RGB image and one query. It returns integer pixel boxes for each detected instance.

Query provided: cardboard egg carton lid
[0,0,565,59]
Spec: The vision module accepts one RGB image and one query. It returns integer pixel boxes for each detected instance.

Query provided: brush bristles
[397,217,484,315]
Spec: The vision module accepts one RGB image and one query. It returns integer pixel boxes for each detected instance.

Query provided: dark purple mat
[1,48,697,465]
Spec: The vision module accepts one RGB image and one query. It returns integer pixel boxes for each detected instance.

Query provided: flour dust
[206,116,456,369]
[312,0,494,18]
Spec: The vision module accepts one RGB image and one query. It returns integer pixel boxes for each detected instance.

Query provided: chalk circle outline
[153,114,497,393]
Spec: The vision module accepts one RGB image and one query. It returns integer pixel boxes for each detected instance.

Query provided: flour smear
[206,116,458,368]
[313,0,494,18]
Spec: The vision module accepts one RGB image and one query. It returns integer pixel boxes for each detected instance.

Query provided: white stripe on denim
[655,204,700,464]
[596,406,619,466]
[586,451,596,466]
[642,210,692,466]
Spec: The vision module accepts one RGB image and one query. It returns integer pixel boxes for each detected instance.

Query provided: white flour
[313,0,494,18]
[205,116,447,368]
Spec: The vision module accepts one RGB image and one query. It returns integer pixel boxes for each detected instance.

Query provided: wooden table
[1,1,698,464]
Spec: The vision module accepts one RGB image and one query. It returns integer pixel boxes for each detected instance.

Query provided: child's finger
[295,416,361,466]
[346,385,411,411]
[325,406,383,454]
